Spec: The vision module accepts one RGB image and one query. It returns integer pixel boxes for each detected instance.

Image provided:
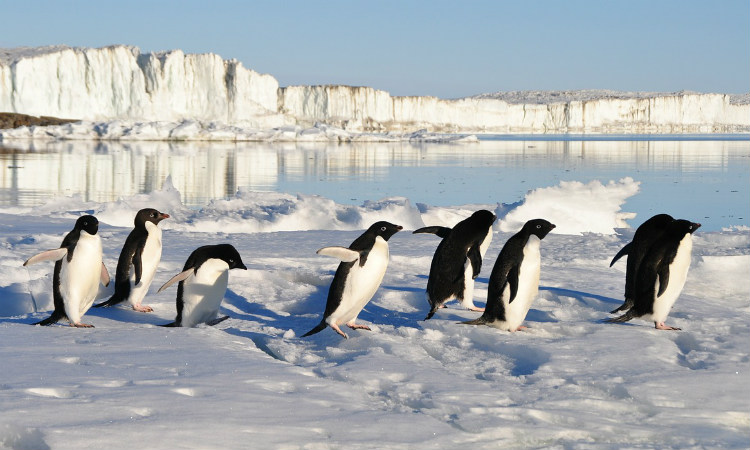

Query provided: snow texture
[1,45,749,138]
[1,178,748,449]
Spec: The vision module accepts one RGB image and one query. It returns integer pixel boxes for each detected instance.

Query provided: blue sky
[2,0,748,98]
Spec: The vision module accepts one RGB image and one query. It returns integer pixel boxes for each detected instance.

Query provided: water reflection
[1,138,748,230]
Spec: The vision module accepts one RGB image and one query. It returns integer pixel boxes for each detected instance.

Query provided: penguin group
[23,208,700,337]
[24,208,246,328]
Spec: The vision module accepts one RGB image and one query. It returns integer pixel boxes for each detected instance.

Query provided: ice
[2,46,748,140]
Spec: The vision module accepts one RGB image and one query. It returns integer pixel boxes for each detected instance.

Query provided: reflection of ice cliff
[0,139,734,209]
[1,46,748,136]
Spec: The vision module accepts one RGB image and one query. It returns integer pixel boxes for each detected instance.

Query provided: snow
[1,178,748,449]
[1,46,749,137]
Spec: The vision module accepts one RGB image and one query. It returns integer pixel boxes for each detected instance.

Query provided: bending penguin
[607,219,700,330]
[303,221,403,339]
[464,219,555,332]
[609,214,674,314]
[94,208,169,312]
[415,209,496,320]
[157,244,246,327]
[24,215,110,327]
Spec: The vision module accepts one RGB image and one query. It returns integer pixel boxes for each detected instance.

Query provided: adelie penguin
[157,244,246,327]
[415,209,496,320]
[303,221,403,339]
[24,215,110,327]
[94,208,169,312]
[609,214,674,314]
[607,219,700,330]
[464,219,555,332]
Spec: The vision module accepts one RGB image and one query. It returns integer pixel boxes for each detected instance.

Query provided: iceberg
[1,45,748,139]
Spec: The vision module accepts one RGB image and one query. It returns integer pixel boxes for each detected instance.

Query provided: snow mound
[497,178,640,235]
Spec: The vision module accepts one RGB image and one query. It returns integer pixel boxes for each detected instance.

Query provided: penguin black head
[524,218,556,240]
[135,208,170,227]
[212,243,248,270]
[469,209,497,228]
[669,219,701,236]
[368,221,403,241]
[74,215,99,235]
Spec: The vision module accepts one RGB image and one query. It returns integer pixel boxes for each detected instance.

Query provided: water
[1,136,748,231]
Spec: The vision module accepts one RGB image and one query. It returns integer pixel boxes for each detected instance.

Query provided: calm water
[1,136,748,231]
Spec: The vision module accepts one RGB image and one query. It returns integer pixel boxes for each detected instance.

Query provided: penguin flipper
[133,246,144,285]
[413,226,452,239]
[157,269,194,293]
[301,320,328,337]
[100,263,110,287]
[23,248,68,266]
[610,242,632,267]
[467,244,482,279]
[507,266,520,303]
[316,246,360,262]
[656,267,670,297]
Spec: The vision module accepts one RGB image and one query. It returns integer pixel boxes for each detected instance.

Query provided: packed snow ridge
[1,45,749,140]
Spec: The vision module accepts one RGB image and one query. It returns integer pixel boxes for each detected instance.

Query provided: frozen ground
[0,178,748,449]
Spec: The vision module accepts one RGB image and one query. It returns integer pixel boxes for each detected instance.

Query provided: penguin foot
[132,304,154,313]
[330,323,349,339]
[468,306,485,312]
[514,325,528,332]
[347,323,371,331]
[70,323,94,328]
[655,322,681,331]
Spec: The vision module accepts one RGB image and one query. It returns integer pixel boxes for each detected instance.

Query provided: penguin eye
[150,212,156,217]
[536,225,541,229]
[380,226,386,232]
[229,259,234,264]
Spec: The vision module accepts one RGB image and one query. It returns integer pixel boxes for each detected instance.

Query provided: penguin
[24,215,110,327]
[94,208,169,312]
[303,221,403,339]
[157,244,247,327]
[415,209,496,320]
[607,219,700,330]
[609,214,674,314]
[464,219,556,332]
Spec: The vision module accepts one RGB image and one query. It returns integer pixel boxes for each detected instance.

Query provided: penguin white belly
[180,260,229,327]
[330,237,389,325]
[61,232,103,324]
[492,236,541,331]
[128,223,162,306]
[460,231,493,309]
[650,235,692,323]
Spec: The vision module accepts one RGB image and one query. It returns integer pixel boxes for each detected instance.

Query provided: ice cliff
[1,45,748,134]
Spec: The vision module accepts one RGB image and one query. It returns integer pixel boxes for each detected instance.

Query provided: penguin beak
[236,262,248,270]
[160,213,170,220]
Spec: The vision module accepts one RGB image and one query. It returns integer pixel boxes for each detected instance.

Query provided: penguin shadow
[540,286,621,312]
[220,288,291,325]
[84,302,170,326]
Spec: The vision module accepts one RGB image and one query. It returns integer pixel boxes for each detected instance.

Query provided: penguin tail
[93,293,125,308]
[461,317,488,326]
[423,309,437,321]
[606,310,636,324]
[160,321,178,327]
[609,299,634,314]
[32,311,65,326]
[301,320,327,337]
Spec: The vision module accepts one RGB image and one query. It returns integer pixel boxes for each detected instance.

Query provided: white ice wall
[1,46,748,133]
[0,45,288,128]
